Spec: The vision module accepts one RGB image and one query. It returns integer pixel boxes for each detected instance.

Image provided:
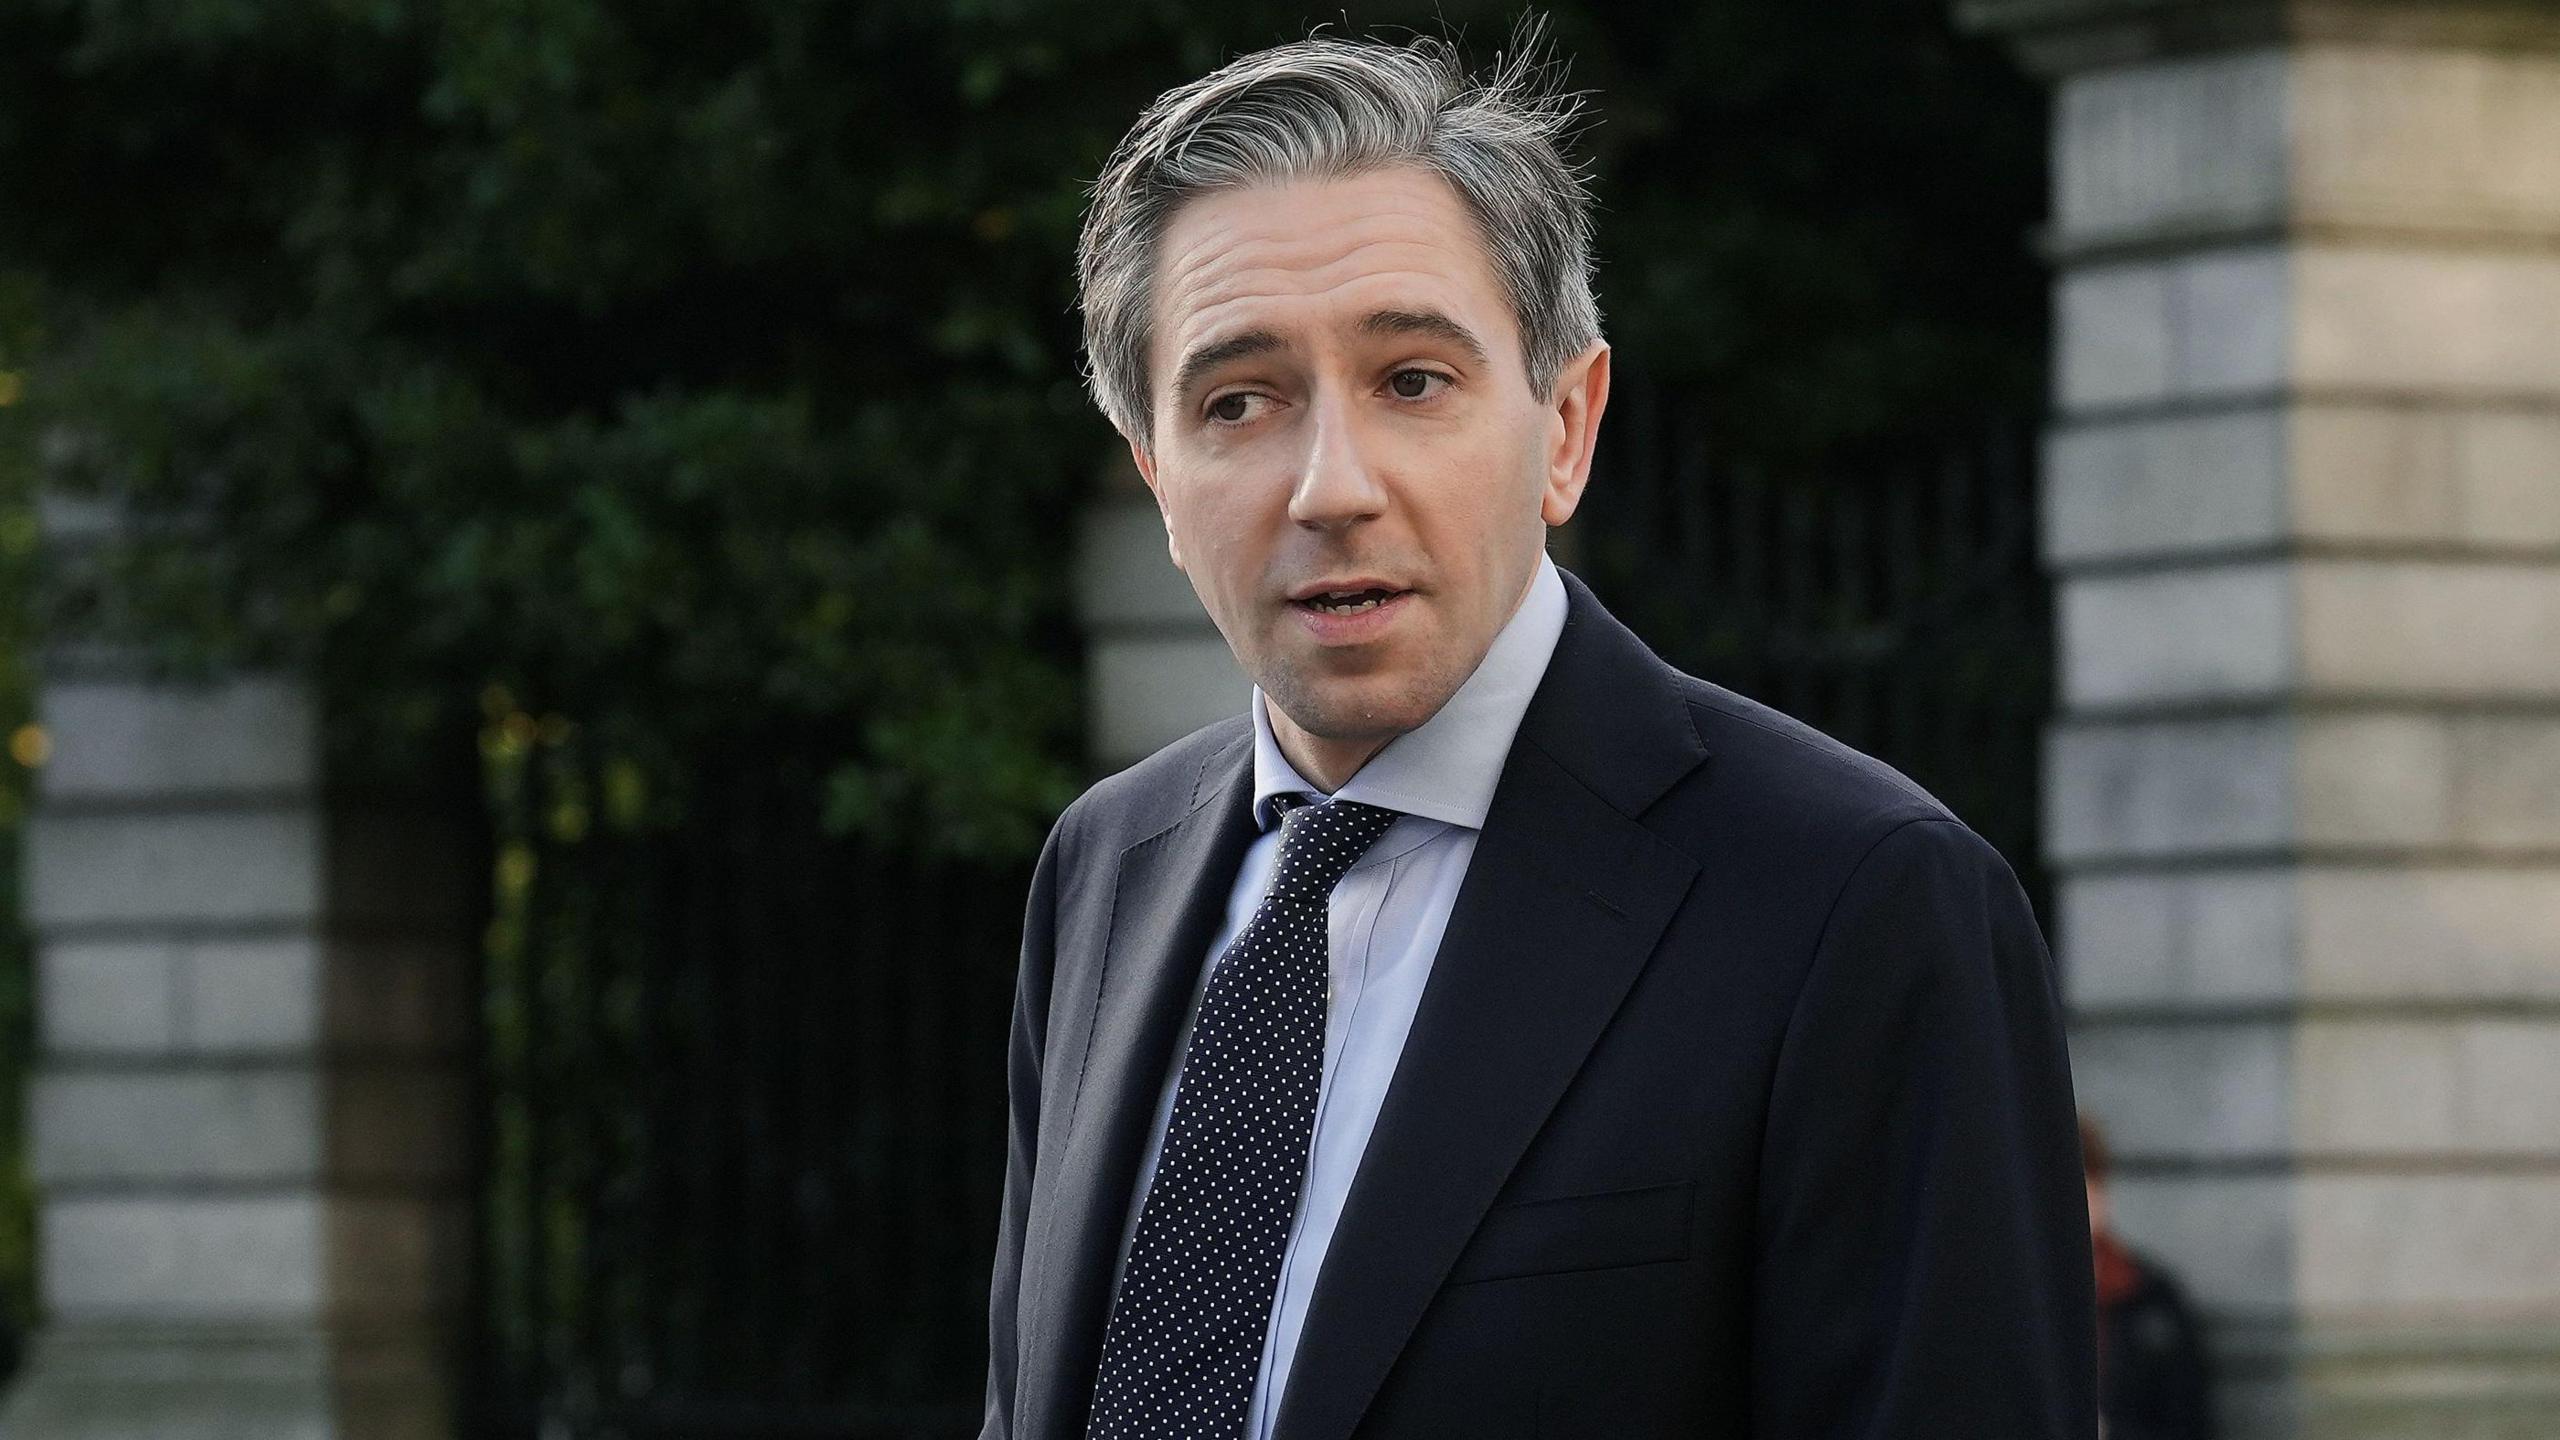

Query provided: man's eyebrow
[1171,329,1284,404]
[1359,308,1490,367]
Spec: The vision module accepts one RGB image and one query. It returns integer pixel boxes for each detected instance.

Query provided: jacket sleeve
[981,812,1069,1440]
[1751,816,2099,1439]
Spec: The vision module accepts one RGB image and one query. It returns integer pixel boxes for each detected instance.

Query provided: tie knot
[1267,796,1400,903]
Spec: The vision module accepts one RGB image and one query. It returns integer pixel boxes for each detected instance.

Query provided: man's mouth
[1295,587,1405,615]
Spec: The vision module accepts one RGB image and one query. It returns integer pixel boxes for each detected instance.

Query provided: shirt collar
[1250,552,1569,833]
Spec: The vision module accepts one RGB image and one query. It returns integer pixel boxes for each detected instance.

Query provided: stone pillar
[0,673,476,1439]
[1960,2,2560,1435]
[1075,450,1246,770]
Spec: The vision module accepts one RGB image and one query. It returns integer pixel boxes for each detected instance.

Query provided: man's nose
[1286,393,1388,530]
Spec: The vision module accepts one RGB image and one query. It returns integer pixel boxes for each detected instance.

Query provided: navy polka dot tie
[1085,795,1402,1440]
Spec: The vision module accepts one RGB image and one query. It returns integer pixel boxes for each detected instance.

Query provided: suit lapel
[1272,572,1710,1440]
[1019,733,1259,1440]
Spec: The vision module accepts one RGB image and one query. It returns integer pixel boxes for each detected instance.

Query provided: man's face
[1132,168,1607,754]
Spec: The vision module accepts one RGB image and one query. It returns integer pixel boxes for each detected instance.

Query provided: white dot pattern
[1085,795,1401,1440]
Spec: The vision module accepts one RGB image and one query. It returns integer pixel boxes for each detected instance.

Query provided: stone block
[0,1355,332,1440]
[2046,713,2295,861]
[2298,561,2560,701]
[24,808,322,931]
[2298,712,2560,853]
[1088,632,1246,769]
[2060,868,2299,1010]
[2057,245,2560,418]
[45,1197,322,1323]
[2069,1015,2292,1160]
[37,678,315,804]
[2292,405,2476,545]
[0,1322,458,1440]
[30,1061,467,1188]
[2293,404,2560,553]
[2447,409,2560,549]
[2059,561,2292,707]
[2214,1371,2294,1440]
[182,937,322,1054]
[1074,496,1205,629]
[33,1070,320,1185]
[2104,1172,2296,1320]
[2293,46,2560,243]
[40,941,181,1054]
[2051,712,2560,861]
[2293,713,2457,851]
[46,935,468,1059]
[2061,559,2560,707]
[2056,246,2289,412]
[2446,716,2560,850]
[2065,865,2560,1010]
[2290,1322,2560,1440]
[2056,259,2176,408]
[2297,1173,2560,1316]
[2296,866,2560,1004]
[2178,246,2294,394]
[2044,406,2286,564]
[2295,247,2560,399]
[2297,1018,2560,1156]
[2045,402,2560,567]
[2054,50,2291,243]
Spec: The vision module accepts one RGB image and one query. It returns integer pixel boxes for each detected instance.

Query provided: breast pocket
[1442,1180,1695,1287]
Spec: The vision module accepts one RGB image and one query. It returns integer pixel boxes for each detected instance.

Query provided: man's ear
[1129,435,1185,573]
[1540,340,1611,528]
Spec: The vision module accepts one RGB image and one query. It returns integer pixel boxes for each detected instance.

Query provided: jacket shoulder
[1050,713,1251,860]
[1662,670,1969,861]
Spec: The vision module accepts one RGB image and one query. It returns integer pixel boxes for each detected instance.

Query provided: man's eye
[1388,369,1446,400]
[1207,393,1258,423]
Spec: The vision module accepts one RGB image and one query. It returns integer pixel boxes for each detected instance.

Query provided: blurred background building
[0,0,2549,1437]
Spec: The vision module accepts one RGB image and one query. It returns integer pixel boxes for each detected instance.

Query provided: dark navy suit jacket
[982,569,2096,1439]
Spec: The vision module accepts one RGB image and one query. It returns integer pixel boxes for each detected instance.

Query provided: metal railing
[468,395,2052,1437]
[469,734,1024,1439]
[1575,379,2052,917]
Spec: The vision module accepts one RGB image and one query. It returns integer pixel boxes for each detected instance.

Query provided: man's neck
[1267,712,1392,795]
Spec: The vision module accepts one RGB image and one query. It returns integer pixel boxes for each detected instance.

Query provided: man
[983,30,2094,1440]
[2083,1115,2216,1440]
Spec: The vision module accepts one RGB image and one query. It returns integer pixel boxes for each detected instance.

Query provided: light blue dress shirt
[1113,553,1571,1440]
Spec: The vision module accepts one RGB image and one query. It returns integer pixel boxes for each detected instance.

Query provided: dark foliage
[0,0,2041,860]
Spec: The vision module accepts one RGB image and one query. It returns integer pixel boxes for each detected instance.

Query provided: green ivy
[0,0,2043,863]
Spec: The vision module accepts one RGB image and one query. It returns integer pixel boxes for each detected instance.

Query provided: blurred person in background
[2084,1112,2217,1440]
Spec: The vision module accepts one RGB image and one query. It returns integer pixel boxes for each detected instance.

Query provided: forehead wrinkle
[1164,244,1503,350]
[1148,175,1521,401]
[1170,206,1491,290]
[1173,267,1475,347]
[1167,266,1494,386]
[1167,229,1487,309]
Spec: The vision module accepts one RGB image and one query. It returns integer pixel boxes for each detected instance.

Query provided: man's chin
[1262,675,1449,746]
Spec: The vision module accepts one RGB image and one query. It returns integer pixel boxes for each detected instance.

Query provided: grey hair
[1075,25,1603,447]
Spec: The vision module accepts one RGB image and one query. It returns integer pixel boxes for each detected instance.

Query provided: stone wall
[1965,1,2560,1434]
[1,675,476,1440]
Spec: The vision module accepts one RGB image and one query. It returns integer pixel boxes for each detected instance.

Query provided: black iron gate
[468,395,2051,1439]
[1574,379,2052,915]
[469,734,1027,1439]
